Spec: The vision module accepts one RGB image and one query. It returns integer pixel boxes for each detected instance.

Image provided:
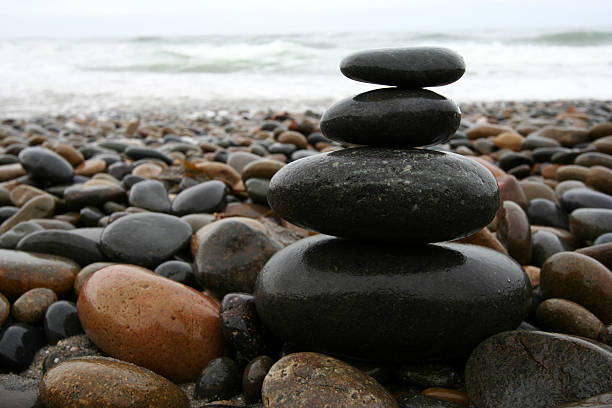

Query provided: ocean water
[1,28,611,117]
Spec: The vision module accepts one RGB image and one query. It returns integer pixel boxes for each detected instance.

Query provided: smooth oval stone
[498,152,533,171]
[536,298,607,341]
[221,293,269,360]
[78,264,226,383]
[153,260,197,288]
[245,177,270,205]
[241,159,284,182]
[63,183,125,210]
[227,151,261,174]
[44,300,84,345]
[541,252,612,324]
[125,146,173,165]
[243,355,274,403]
[194,221,282,295]
[0,323,46,372]
[576,242,612,269]
[531,230,565,267]
[100,212,191,268]
[575,151,612,168]
[585,165,612,195]
[340,46,465,88]
[0,374,40,408]
[262,352,397,408]
[556,180,587,197]
[268,147,499,243]
[520,180,559,204]
[18,147,74,183]
[570,208,612,244]
[0,249,79,300]
[128,179,171,213]
[526,198,568,229]
[496,201,532,265]
[171,180,227,216]
[0,195,56,235]
[0,221,44,249]
[39,357,189,408]
[254,237,531,361]
[12,287,57,324]
[465,330,612,408]
[16,230,105,266]
[320,88,461,148]
[195,357,241,402]
[561,187,612,212]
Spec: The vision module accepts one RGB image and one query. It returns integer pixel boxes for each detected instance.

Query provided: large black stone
[254,237,531,362]
[320,88,461,148]
[465,330,612,408]
[267,147,499,243]
[0,323,46,373]
[100,212,191,268]
[340,47,465,88]
[18,147,74,183]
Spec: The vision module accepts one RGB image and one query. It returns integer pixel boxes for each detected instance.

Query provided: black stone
[16,230,105,267]
[125,147,173,165]
[242,355,274,403]
[221,293,269,360]
[245,178,270,206]
[522,137,561,150]
[532,147,570,162]
[267,147,499,243]
[531,230,565,267]
[171,180,227,216]
[561,188,612,213]
[43,301,84,345]
[498,152,534,171]
[268,143,296,157]
[551,149,586,164]
[254,237,531,362]
[320,88,461,148]
[195,357,241,402]
[306,132,331,145]
[290,149,319,162]
[18,147,74,183]
[0,206,19,222]
[79,206,105,227]
[0,374,40,408]
[100,212,191,268]
[154,260,198,288]
[128,179,171,213]
[120,175,146,190]
[465,330,612,408]
[507,164,531,179]
[107,161,130,180]
[526,198,569,229]
[0,221,43,249]
[340,46,465,88]
[0,323,46,372]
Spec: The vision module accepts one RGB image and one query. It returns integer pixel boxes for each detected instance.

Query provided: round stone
[254,236,531,362]
[44,300,84,345]
[12,287,57,324]
[171,180,227,216]
[570,208,612,244]
[194,357,241,402]
[339,46,465,88]
[18,147,74,183]
[100,212,191,269]
[128,179,171,213]
[320,88,461,148]
[153,260,198,288]
[243,355,274,403]
[39,357,189,408]
[268,147,499,243]
[536,298,607,341]
[78,264,227,383]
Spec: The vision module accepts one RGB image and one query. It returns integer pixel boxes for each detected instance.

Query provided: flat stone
[16,229,105,266]
[128,179,171,213]
[570,208,612,244]
[268,147,499,243]
[74,158,106,176]
[254,237,531,362]
[245,177,270,205]
[100,212,191,268]
[39,357,189,408]
[9,185,58,207]
[520,180,559,204]
[0,195,56,235]
[0,249,79,300]
[465,330,612,408]
[12,287,57,324]
[262,352,397,408]
[18,147,74,183]
[78,264,227,383]
[227,151,261,174]
[320,88,460,148]
[340,46,465,88]
[171,180,227,216]
[125,147,173,165]
[536,298,607,342]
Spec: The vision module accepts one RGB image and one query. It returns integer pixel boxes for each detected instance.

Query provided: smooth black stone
[306,132,331,145]
[63,183,126,210]
[128,179,171,213]
[0,374,40,408]
[213,149,228,163]
[221,293,269,360]
[0,323,46,372]
[0,221,43,249]
[242,355,274,403]
[561,188,612,213]
[268,143,296,157]
[245,178,270,206]
[448,137,473,149]
[522,136,561,150]
[267,147,499,243]
[18,147,74,183]
[43,301,83,345]
[498,152,534,171]
[254,237,531,362]
[121,175,146,190]
[320,88,461,148]
[107,161,130,180]
[531,230,565,267]
[465,331,612,408]
[290,149,319,162]
[67,227,104,243]
[195,357,241,402]
[340,46,465,88]
[154,260,198,288]
[0,154,19,165]
[0,206,19,222]
[16,230,105,266]
[125,146,173,165]
[552,149,586,164]
[532,147,570,162]
[260,120,282,131]
[79,206,105,227]
[507,164,532,180]
[171,180,227,216]
[100,212,191,268]
[249,144,268,157]
[526,198,569,229]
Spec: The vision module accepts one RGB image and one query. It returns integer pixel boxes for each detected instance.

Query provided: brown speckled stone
[497,174,528,209]
[541,252,612,324]
[536,298,608,342]
[78,264,227,383]
[0,292,9,326]
[9,185,59,207]
[0,249,79,300]
[39,357,189,408]
[261,352,397,408]
[52,143,84,166]
[496,201,532,265]
[12,287,57,324]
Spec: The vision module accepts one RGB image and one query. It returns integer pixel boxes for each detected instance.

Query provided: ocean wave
[514,30,612,46]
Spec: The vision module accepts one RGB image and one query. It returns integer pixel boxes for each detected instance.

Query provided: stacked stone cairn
[255,47,533,364]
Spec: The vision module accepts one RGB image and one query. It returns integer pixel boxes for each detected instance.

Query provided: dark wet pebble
[245,178,270,205]
[498,152,534,171]
[195,357,242,402]
[0,206,19,222]
[79,206,105,227]
[221,293,269,361]
[532,147,570,162]
[526,198,569,229]
[18,147,74,183]
[242,355,274,403]
[125,146,173,165]
[171,180,227,216]
[63,183,125,210]
[107,161,130,180]
[531,230,566,267]
[128,179,171,213]
[16,229,105,266]
[154,260,198,288]
[44,300,84,345]
[0,323,46,372]
[570,208,612,244]
[561,187,612,212]
[268,142,296,157]
[0,221,44,249]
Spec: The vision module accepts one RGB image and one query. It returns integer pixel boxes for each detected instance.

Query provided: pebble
[398,392,464,408]
[536,298,608,341]
[12,287,57,324]
[585,165,612,194]
[44,300,84,344]
[171,180,227,215]
[576,242,612,269]
[221,293,269,361]
[241,158,284,182]
[320,88,460,148]
[16,229,106,266]
[465,330,612,408]
[18,147,74,183]
[39,357,189,408]
[73,261,115,295]
[340,46,465,87]
[570,208,612,244]
[0,323,46,372]
[255,236,531,362]
[496,200,532,264]
[99,212,191,268]
[153,260,198,288]
[0,163,27,182]
[74,158,106,176]
[558,392,612,407]
[194,357,242,402]
[243,355,274,403]
[575,151,612,168]
[497,174,529,209]
[128,179,171,212]
[526,198,568,229]
[10,184,57,207]
[63,183,125,209]
[77,264,227,383]
[0,220,44,249]
[245,177,270,205]
[261,352,397,408]
[0,292,9,326]
[520,180,559,204]
[0,195,56,235]
[125,146,173,165]
[561,187,612,212]
[531,230,565,267]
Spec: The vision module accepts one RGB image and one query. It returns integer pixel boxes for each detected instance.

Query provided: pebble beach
[0,42,612,407]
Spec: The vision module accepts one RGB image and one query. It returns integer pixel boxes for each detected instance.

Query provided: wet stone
[16,229,105,266]
[125,146,173,165]
[18,147,74,183]
[245,178,270,205]
[0,195,56,235]
[44,300,84,345]
[0,221,44,249]
[195,357,242,402]
[561,187,612,212]
[536,298,607,342]
[570,208,612,244]
[496,200,532,265]
[0,206,19,222]
[221,293,269,360]
[243,355,274,403]
[0,323,46,372]
[128,179,171,213]
[576,242,612,269]
[531,230,565,267]
[0,292,9,326]
[12,288,57,324]
[526,198,569,229]
[153,260,198,288]
[171,180,227,216]
[320,88,461,148]
[63,183,125,210]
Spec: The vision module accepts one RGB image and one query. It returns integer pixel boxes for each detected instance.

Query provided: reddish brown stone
[497,201,532,265]
[468,157,506,179]
[556,165,589,182]
[52,143,84,166]
[12,287,57,323]
[576,242,612,270]
[497,174,528,209]
[523,265,541,287]
[241,159,284,182]
[456,227,509,255]
[422,388,470,407]
[0,195,56,234]
[536,298,608,342]
[466,124,514,140]
[585,165,612,195]
[193,161,242,189]
[0,249,79,300]
[78,264,227,383]
[131,163,163,178]
[0,291,9,326]
[277,131,308,149]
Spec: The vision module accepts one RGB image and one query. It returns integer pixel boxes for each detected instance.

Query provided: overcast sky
[1,0,611,37]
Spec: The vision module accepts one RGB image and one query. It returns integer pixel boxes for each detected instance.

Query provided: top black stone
[340,47,465,88]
